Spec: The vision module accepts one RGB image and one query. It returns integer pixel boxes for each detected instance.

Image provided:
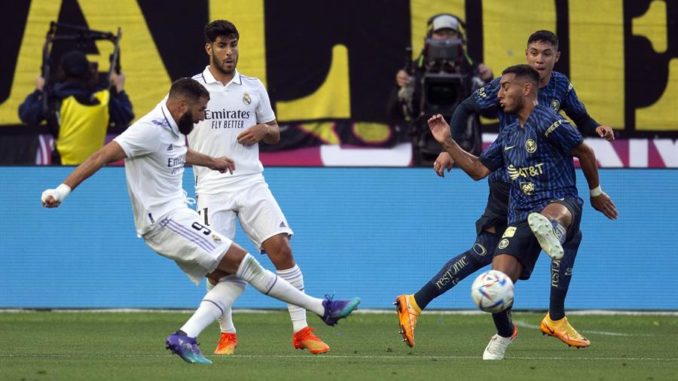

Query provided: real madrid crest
[525,138,537,153]
[242,92,252,105]
[497,239,509,249]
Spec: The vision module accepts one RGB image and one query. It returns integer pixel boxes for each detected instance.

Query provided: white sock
[206,275,246,333]
[277,265,308,332]
[236,253,324,316]
[180,281,236,338]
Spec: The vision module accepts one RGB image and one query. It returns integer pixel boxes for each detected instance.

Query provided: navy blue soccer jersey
[479,104,584,224]
[471,71,594,129]
[471,71,596,184]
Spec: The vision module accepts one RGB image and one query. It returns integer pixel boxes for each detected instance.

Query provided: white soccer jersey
[188,67,276,194]
[114,102,189,235]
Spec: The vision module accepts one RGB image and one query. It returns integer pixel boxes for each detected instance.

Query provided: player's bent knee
[215,243,248,274]
[469,232,500,266]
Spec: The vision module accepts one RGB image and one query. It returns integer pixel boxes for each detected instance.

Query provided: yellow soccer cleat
[395,294,420,348]
[540,314,590,348]
[213,332,238,355]
[292,326,330,354]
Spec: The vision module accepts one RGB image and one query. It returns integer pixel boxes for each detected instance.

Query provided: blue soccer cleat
[321,295,360,326]
[165,331,213,365]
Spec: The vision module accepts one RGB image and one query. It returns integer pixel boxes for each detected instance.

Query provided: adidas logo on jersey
[167,144,174,151]
[279,221,287,228]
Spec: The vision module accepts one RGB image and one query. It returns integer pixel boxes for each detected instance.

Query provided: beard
[177,112,195,135]
[211,55,236,75]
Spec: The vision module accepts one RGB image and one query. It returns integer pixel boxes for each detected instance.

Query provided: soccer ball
[471,270,514,313]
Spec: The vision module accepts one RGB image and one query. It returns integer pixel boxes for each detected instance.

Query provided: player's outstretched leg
[236,253,360,326]
[394,294,420,348]
[165,331,212,365]
[395,231,497,348]
[528,212,564,260]
[321,296,361,326]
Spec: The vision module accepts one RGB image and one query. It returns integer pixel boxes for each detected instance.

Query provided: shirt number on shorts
[191,222,212,236]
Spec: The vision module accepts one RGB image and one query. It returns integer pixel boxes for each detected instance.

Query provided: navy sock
[550,220,567,244]
[414,232,497,310]
[549,230,582,320]
[492,309,514,337]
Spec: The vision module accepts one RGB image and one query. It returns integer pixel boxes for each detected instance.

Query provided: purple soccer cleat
[165,331,212,365]
[321,295,361,326]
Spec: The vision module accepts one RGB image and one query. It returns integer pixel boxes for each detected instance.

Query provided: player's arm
[186,148,235,174]
[570,143,618,220]
[41,141,126,208]
[18,76,47,126]
[435,81,499,177]
[428,114,491,180]
[561,82,614,141]
[237,120,279,146]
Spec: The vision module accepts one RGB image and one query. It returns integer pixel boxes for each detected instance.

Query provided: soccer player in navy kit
[396,31,617,350]
[427,64,615,359]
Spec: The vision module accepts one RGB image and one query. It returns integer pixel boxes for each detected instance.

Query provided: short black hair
[60,50,90,79]
[168,78,209,101]
[527,30,559,50]
[204,20,239,43]
[502,64,540,86]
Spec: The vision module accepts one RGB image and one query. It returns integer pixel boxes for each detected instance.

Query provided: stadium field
[1,310,676,381]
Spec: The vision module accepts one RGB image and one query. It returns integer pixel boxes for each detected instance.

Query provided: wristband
[56,183,72,200]
[590,185,602,197]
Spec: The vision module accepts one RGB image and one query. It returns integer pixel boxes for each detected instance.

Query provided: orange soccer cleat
[292,327,330,355]
[213,332,238,355]
[540,314,590,348]
[395,294,420,348]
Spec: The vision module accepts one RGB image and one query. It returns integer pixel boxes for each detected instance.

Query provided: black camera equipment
[41,22,122,114]
[409,38,479,165]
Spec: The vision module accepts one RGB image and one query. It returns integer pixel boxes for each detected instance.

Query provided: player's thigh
[144,208,232,284]
[197,193,238,239]
[494,222,541,280]
[237,181,293,251]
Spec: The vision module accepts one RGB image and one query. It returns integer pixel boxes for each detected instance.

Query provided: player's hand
[596,125,615,141]
[35,76,45,91]
[211,157,235,174]
[110,72,125,92]
[590,192,618,220]
[477,63,493,81]
[433,152,454,177]
[427,114,453,145]
[396,69,411,88]
[237,124,269,146]
[41,184,71,208]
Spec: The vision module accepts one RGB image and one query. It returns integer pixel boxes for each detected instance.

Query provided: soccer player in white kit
[187,20,330,355]
[41,78,360,365]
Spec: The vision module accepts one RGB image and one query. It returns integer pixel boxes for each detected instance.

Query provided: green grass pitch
[1,310,676,381]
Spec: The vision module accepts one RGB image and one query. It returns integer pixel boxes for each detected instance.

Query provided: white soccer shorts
[196,175,293,252]
[143,207,233,284]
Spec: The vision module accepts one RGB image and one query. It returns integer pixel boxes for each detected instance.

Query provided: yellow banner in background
[1,0,677,133]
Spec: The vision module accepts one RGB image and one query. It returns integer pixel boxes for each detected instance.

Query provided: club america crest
[550,99,560,111]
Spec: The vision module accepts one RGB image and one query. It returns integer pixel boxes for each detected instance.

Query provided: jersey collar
[160,101,181,137]
[202,66,242,87]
